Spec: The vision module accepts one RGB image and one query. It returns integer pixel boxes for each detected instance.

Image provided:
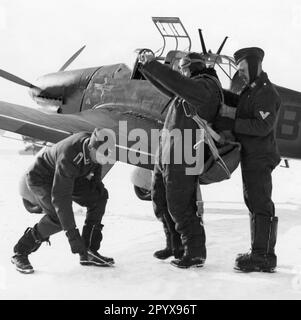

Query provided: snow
[0,134,301,300]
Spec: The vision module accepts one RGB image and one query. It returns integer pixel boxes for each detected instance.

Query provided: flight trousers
[26,175,108,239]
[152,163,206,258]
[241,157,278,219]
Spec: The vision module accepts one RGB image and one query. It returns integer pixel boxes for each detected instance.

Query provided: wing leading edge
[0,101,155,169]
[0,101,107,142]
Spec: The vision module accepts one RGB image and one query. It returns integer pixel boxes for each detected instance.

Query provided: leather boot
[153,220,173,259]
[11,224,48,274]
[153,216,184,260]
[235,215,278,272]
[170,221,206,269]
[170,254,205,268]
[81,222,114,267]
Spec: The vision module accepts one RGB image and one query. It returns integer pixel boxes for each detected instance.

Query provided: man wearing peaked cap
[234,47,265,64]
[11,129,114,274]
[220,46,281,273]
[234,47,265,85]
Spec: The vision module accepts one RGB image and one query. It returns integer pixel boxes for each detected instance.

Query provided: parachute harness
[182,73,231,178]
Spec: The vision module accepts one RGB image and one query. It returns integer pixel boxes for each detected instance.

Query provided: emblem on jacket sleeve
[259,111,270,120]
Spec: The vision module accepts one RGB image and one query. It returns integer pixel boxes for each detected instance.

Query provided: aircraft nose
[28,84,63,112]
[28,86,41,99]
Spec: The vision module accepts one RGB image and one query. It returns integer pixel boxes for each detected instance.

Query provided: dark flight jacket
[224,72,281,165]
[141,60,221,168]
[27,132,102,231]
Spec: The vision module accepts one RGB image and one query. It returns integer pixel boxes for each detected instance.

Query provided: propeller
[0,45,86,97]
[58,45,86,71]
[0,69,37,88]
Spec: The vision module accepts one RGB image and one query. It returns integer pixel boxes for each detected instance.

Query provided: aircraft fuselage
[32,63,301,161]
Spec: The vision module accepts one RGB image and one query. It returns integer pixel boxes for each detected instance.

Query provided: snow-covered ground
[0,134,301,300]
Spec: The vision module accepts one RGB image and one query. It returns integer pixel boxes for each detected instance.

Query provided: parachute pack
[182,74,241,185]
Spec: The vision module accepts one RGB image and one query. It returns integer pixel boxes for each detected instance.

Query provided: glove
[66,228,86,255]
[138,49,155,65]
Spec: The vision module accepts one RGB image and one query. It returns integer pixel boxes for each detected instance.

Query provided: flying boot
[235,214,278,273]
[153,217,184,260]
[80,222,114,267]
[171,220,206,269]
[11,225,48,274]
[171,255,206,269]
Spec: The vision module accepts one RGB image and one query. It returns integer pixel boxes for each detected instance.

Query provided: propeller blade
[0,69,36,88]
[216,36,228,55]
[59,45,86,71]
[198,29,207,55]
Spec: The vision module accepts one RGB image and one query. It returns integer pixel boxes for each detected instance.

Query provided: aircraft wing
[0,101,106,142]
[0,100,157,169]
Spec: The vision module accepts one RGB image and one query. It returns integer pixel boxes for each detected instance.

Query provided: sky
[0,0,301,106]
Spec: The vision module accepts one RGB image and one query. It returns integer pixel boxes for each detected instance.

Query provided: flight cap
[234,47,265,64]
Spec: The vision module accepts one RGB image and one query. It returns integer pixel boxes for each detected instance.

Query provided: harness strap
[192,114,231,177]
[192,115,219,157]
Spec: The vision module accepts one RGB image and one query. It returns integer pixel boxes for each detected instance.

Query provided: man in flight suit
[139,51,223,268]
[11,129,114,274]
[220,47,281,272]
